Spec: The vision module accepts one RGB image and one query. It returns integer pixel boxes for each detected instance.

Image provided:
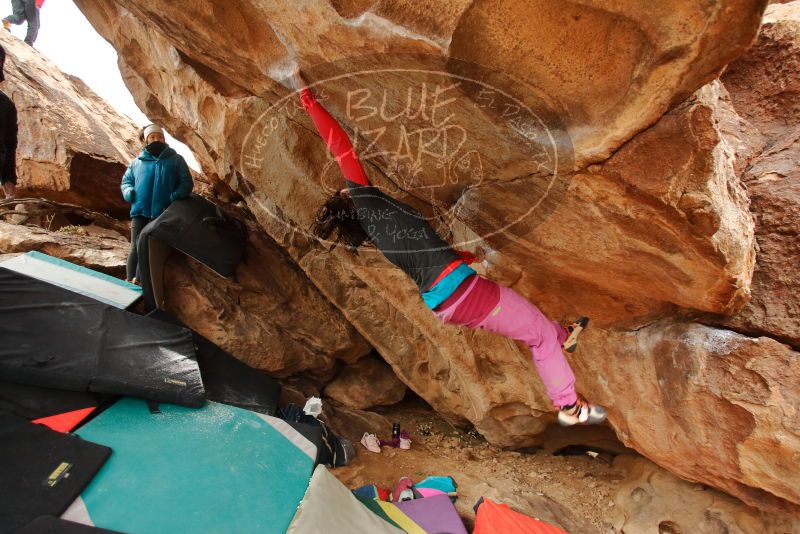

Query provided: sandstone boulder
[0,219,128,276]
[325,403,393,443]
[613,455,800,533]
[72,0,798,515]
[73,0,760,432]
[719,132,800,347]
[0,33,138,217]
[573,321,800,513]
[324,354,408,410]
[722,1,800,144]
[712,3,800,347]
[160,207,373,376]
[486,81,756,326]
[74,0,767,167]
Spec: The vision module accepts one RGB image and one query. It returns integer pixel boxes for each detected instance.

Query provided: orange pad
[473,498,569,534]
[32,407,96,433]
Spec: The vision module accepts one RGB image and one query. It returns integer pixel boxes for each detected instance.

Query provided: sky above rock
[4,0,200,170]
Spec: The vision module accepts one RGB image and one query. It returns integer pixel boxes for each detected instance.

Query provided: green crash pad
[66,398,316,533]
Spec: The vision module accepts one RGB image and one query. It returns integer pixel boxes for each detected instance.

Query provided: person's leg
[435,276,606,424]
[4,0,26,24]
[126,216,148,281]
[471,283,577,408]
[22,0,37,45]
[435,276,575,406]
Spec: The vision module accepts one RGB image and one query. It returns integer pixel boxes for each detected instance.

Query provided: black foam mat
[146,310,281,416]
[0,412,111,534]
[0,381,105,422]
[286,420,323,466]
[0,268,205,408]
[13,516,123,534]
[138,195,244,310]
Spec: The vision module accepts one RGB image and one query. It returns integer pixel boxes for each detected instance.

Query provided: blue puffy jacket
[120,145,193,218]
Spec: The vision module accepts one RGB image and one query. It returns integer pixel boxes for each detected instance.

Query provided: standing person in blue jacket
[121,124,193,283]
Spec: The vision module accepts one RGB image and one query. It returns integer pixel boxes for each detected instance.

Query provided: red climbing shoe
[557,396,607,426]
[562,316,589,353]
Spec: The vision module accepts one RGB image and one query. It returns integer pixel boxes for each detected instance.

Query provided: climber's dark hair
[311,190,371,254]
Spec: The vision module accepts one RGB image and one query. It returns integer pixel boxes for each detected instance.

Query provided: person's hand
[473,246,486,262]
[292,65,308,91]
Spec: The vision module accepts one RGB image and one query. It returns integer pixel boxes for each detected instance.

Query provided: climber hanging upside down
[292,66,606,426]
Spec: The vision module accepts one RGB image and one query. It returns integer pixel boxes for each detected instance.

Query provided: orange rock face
[574,321,800,513]
[161,211,373,377]
[723,2,800,145]
[71,0,800,514]
[716,2,800,348]
[324,353,408,409]
[0,220,129,276]
[0,33,138,217]
[613,456,800,533]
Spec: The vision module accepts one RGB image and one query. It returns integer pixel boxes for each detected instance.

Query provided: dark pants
[5,0,39,45]
[126,216,152,280]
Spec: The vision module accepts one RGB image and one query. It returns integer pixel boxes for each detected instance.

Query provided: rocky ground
[334,395,623,533]
[331,395,800,534]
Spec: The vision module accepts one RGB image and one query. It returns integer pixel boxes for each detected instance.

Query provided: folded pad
[473,498,568,534]
[415,475,457,494]
[0,412,111,534]
[287,465,404,534]
[375,502,426,534]
[147,310,280,415]
[0,251,141,310]
[138,195,244,310]
[396,494,468,534]
[0,381,104,431]
[0,268,205,407]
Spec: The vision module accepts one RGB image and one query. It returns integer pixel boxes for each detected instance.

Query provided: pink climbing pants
[434,276,578,407]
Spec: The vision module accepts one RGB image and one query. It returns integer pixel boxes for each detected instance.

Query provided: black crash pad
[0,268,205,407]
[0,412,111,534]
[14,516,123,534]
[0,381,106,423]
[137,195,245,310]
[146,310,281,416]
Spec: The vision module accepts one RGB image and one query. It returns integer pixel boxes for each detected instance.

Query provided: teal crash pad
[68,398,316,533]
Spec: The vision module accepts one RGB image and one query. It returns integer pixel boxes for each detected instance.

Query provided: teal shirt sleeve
[421,263,476,309]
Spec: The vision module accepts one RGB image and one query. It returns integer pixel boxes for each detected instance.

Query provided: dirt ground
[332,396,628,533]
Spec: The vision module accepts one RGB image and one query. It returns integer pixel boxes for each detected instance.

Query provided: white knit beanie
[142,124,164,140]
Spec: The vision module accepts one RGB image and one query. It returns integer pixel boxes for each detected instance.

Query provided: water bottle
[392,422,400,440]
